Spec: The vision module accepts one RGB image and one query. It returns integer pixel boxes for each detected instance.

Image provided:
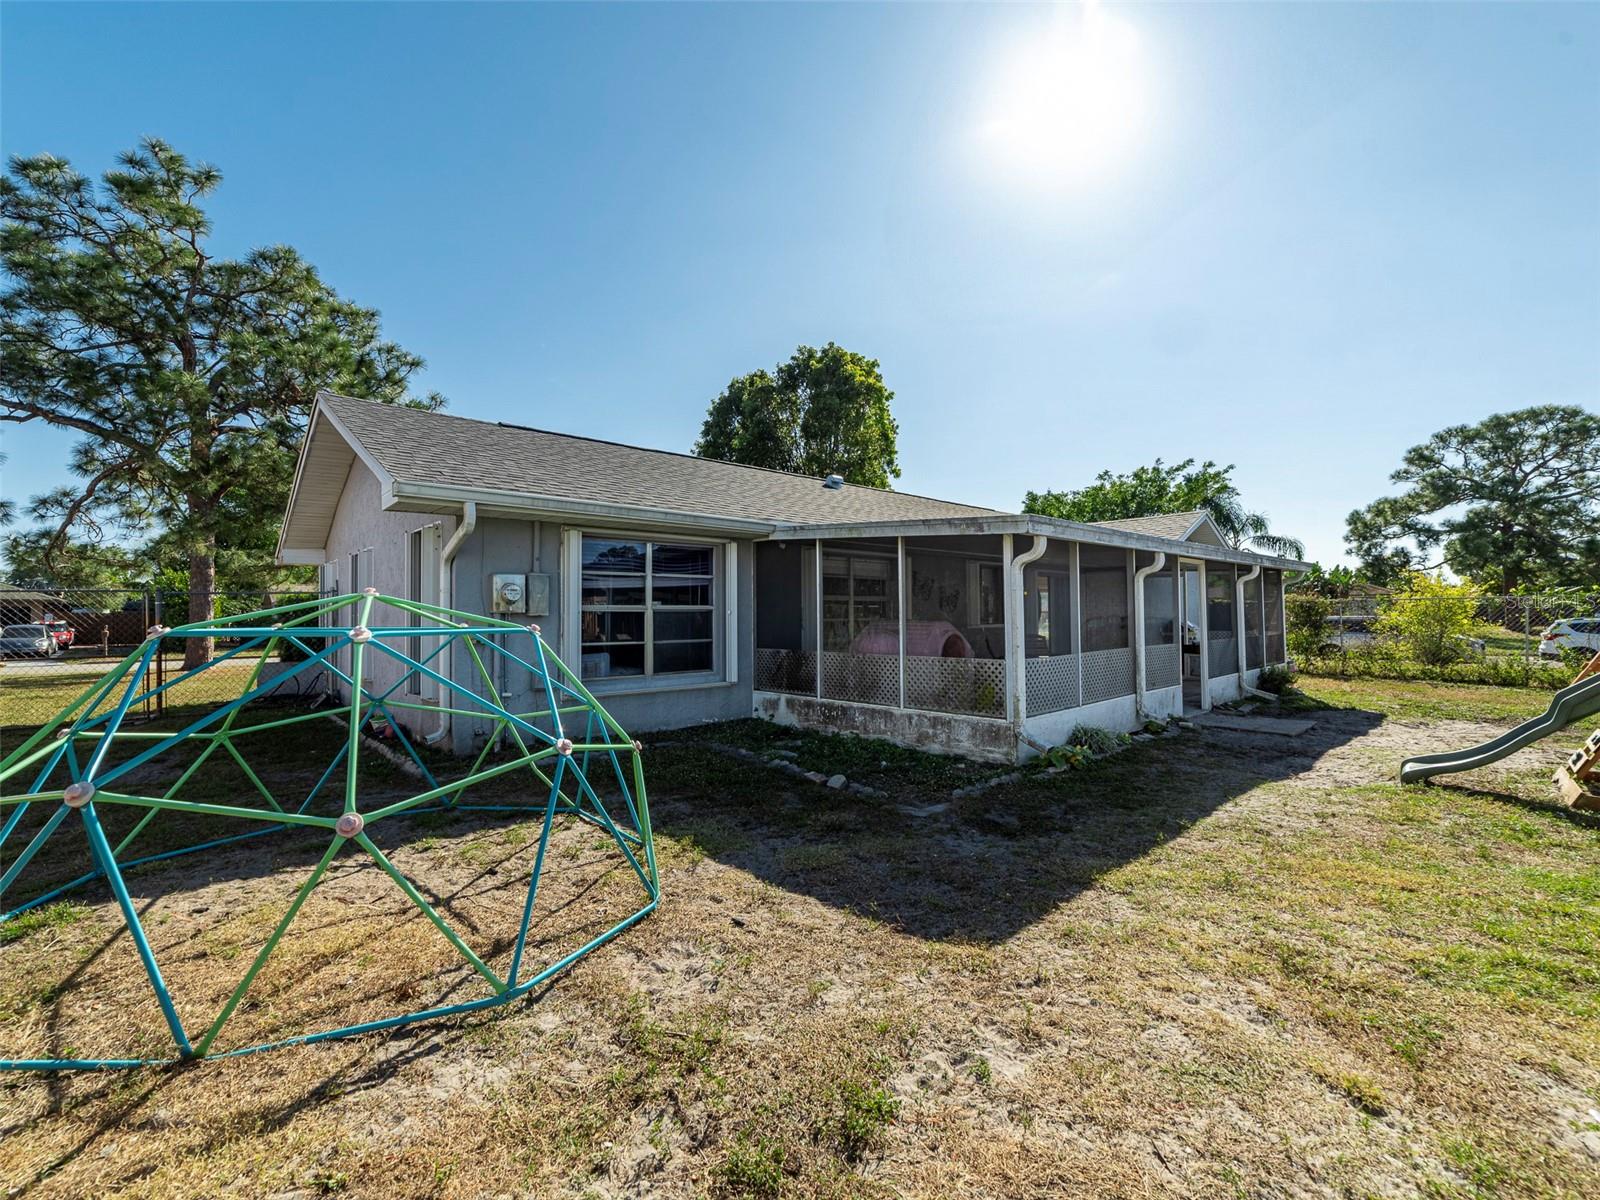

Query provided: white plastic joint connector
[529,624,541,635]
[62,781,95,809]
[556,738,574,756]
[349,626,373,644]
[363,586,379,596]
[270,622,284,631]
[145,624,168,640]
[335,812,365,838]
[632,740,644,754]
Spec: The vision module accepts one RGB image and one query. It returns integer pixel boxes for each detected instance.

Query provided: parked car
[1539,617,1600,660]
[0,623,64,659]
[43,619,75,650]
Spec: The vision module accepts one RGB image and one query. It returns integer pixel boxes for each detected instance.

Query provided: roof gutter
[1007,534,1050,731]
[388,480,776,538]
[425,500,477,745]
[1235,562,1273,700]
[768,515,1312,573]
[1132,552,1166,719]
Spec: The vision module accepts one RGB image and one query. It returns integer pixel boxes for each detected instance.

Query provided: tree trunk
[183,545,216,669]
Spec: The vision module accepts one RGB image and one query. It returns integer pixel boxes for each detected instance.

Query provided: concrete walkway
[1189,711,1318,737]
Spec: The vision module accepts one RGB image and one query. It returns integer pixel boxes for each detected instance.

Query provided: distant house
[278,394,1304,762]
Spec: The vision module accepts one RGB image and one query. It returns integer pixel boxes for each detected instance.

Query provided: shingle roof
[1088,510,1209,540]
[319,394,1000,526]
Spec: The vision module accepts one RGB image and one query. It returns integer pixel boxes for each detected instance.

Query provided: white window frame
[567,530,729,687]
[405,524,442,697]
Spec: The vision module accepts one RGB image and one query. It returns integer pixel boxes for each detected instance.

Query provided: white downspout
[1235,562,1272,700]
[1007,534,1050,740]
[425,500,477,744]
[1132,552,1165,719]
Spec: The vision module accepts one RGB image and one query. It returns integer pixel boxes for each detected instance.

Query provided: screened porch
[752,529,1292,759]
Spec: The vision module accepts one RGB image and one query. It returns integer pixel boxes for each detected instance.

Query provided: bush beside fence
[1288,588,1600,690]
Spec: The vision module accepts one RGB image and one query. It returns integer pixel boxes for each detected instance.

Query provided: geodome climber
[0,590,657,1070]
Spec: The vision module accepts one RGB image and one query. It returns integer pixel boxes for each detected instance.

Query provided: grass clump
[0,901,89,945]
[823,1079,900,1161]
[715,1134,786,1198]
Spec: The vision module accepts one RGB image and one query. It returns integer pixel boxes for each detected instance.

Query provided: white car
[1539,618,1600,659]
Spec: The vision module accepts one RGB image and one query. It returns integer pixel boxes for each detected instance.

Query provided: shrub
[1285,594,1331,662]
[1373,573,1481,665]
[1256,664,1296,694]
[1042,743,1093,770]
[1066,725,1131,757]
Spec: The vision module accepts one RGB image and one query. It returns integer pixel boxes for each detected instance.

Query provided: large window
[580,537,716,680]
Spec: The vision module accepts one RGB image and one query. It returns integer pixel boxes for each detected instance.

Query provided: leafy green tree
[0,139,439,665]
[694,343,900,488]
[1346,406,1600,592]
[1023,458,1304,557]
[1374,572,1480,665]
[2,529,140,589]
[1284,593,1332,661]
[0,452,13,527]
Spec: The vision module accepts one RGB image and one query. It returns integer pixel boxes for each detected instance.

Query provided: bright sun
[976,1,1150,191]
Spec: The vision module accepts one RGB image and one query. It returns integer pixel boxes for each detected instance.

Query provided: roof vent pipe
[822,474,844,490]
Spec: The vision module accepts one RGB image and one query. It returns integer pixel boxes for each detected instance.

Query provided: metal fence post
[1522,598,1531,685]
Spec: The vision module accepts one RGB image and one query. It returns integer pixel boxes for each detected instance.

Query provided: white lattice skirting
[755,648,816,696]
[1145,642,1180,690]
[1081,647,1135,706]
[821,651,899,707]
[1208,635,1238,677]
[905,655,1005,717]
[1026,655,1080,715]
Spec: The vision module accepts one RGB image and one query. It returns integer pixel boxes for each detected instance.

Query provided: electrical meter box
[490,573,551,616]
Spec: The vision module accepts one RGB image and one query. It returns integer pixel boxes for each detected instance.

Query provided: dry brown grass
[2,681,1598,1199]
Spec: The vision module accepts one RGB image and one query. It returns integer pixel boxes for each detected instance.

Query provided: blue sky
[2,1,1597,567]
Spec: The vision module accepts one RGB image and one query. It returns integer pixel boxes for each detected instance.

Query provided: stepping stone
[1189,712,1316,737]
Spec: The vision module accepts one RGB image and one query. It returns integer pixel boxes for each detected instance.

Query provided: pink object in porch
[851,620,973,658]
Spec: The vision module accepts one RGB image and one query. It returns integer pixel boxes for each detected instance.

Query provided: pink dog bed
[851,619,973,658]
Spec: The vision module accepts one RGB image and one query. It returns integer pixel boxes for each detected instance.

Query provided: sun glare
[976,1,1150,191]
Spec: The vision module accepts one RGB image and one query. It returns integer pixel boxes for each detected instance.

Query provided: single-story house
[277,393,1306,762]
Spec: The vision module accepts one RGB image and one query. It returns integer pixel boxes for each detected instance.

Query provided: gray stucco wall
[321,460,458,718]
[320,465,756,753]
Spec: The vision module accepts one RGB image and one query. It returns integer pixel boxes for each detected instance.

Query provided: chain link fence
[1288,589,1600,689]
[0,587,334,732]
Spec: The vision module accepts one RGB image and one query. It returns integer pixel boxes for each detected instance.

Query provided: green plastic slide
[1398,672,1600,784]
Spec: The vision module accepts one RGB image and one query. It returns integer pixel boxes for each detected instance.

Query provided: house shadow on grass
[646,707,1385,944]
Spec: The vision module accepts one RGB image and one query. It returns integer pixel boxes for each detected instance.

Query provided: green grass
[0,652,277,730]
[1296,674,1600,725]
[0,901,89,944]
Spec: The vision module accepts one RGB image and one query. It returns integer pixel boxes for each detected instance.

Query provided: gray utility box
[490,573,551,616]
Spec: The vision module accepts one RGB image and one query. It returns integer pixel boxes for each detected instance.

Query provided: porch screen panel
[754,540,814,696]
[904,534,1005,717]
[1206,566,1238,677]
[1141,553,1179,691]
[820,539,899,707]
[1079,545,1134,705]
[1024,539,1078,715]
[1244,571,1265,670]
[1264,570,1285,664]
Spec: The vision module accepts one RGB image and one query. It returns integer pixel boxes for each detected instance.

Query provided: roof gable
[1088,510,1226,544]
